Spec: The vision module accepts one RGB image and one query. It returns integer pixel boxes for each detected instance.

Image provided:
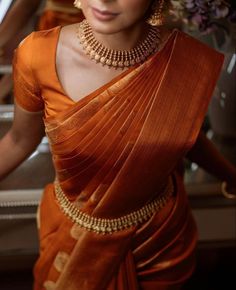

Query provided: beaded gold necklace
[77,20,160,69]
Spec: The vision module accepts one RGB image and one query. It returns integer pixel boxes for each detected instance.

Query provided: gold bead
[100,57,106,64]
[94,54,100,61]
[124,61,130,67]
[90,50,96,57]
[106,59,112,66]
[112,60,118,67]
[118,61,124,67]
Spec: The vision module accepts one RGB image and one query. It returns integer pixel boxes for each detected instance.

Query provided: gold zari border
[54,177,174,234]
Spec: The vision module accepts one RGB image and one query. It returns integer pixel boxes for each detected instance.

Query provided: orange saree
[37,0,84,30]
[13,27,224,290]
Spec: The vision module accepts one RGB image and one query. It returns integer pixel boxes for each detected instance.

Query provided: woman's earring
[74,0,82,10]
[147,0,165,26]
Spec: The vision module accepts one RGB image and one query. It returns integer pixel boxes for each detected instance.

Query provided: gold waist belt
[54,177,174,234]
[45,0,80,14]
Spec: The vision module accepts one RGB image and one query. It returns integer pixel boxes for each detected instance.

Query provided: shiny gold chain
[77,20,160,69]
[54,178,174,234]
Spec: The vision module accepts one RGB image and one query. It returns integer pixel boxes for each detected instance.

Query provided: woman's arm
[0,0,41,48]
[186,130,236,194]
[0,103,45,180]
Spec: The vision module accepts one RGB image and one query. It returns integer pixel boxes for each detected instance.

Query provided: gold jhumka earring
[147,0,165,26]
[74,0,82,10]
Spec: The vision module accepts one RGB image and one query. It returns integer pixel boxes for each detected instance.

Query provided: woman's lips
[91,7,119,21]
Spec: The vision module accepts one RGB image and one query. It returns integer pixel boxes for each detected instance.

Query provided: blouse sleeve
[13,32,44,112]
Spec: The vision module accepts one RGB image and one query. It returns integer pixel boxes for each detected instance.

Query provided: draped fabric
[13,27,224,290]
[37,0,84,30]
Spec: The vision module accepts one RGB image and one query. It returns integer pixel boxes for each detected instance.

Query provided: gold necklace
[77,20,160,69]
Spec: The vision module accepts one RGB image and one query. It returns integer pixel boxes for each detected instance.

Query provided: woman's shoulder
[160,25,224,60]
[17,26,61,52]
[14,26,61,73]
[158,26,179,51]
[158,26,174,44]
[159,25,202,47]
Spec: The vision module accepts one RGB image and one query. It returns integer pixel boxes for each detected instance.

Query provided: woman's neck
[92,21,149,51]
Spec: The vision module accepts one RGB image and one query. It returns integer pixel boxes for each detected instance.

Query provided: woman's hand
[186,130,236,199]
[221,181,236,199]
[0,103,45,181]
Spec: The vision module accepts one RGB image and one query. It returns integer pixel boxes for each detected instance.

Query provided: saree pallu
[13,27,224,290]
[37,0,84,30]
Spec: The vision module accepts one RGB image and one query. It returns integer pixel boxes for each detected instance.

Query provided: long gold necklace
[77,20,160,69]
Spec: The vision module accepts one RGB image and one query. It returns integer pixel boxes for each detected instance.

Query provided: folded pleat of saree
[13,26,224,290]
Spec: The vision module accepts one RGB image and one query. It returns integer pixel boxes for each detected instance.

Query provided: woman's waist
[53,176,175,234]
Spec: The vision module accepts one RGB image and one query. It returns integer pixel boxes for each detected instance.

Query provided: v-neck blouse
[13,26,178,119]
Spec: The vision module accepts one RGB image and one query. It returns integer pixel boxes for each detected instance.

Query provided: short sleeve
[13,32,44,112]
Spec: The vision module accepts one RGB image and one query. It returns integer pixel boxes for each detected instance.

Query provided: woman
[0,0,236,289]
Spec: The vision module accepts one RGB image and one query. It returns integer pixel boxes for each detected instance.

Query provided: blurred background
[0,0,235,289]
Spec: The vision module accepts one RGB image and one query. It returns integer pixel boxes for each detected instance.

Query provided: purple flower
[170,0,235,34]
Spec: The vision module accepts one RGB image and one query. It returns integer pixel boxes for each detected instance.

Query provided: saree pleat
[55,70,160,190]
[22,27,224,290]
[45,34,174,202]
[91,33,223,219]
[56,70,154,163]
[60,97,151,200]
[56,81,149,169]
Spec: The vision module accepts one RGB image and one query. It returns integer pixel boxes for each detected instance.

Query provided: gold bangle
[221,181,236,199]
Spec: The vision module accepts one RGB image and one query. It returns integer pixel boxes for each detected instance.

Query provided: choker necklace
[77,20,160,69]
